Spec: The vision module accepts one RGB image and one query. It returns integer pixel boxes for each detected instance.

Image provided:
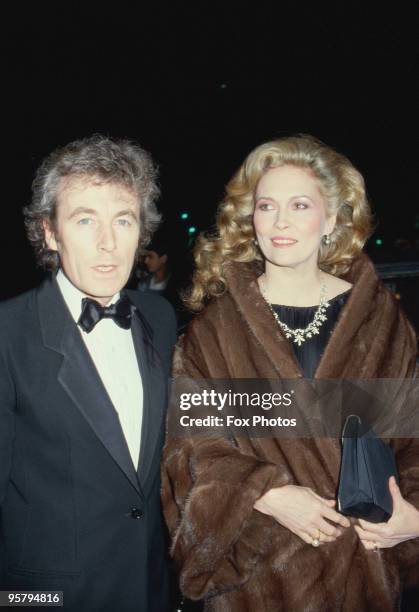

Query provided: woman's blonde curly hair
[187,134,373,311]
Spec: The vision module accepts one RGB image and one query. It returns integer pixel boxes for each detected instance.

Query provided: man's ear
[42,219,59,252]
[160,254,168,265]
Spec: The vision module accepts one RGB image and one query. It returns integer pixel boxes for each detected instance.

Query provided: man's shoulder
[127,289,176,325]
[0,287,43,356]
[0,277,62,337]
[0,286,38,324]
[127,289,178,351]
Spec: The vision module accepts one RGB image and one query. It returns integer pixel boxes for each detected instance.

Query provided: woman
[162,135,419,611]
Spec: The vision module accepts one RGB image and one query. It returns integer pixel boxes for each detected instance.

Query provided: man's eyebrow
[67,207,139,220]
[68,207,97,219]
[115,209,139,220]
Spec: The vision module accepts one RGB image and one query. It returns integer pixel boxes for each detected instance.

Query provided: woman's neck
[260,263,325,307]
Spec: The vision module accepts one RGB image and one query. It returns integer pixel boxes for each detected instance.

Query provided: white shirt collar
[56,269,120,324]
[149,274,169,291]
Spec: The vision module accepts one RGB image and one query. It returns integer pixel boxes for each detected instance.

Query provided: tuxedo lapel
[129,298,167,489]
[38,277,142,496]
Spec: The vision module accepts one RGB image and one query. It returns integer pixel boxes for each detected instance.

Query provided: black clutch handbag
[337,414,398,523]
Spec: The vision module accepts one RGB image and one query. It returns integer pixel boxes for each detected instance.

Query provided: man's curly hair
[24,134,161,270]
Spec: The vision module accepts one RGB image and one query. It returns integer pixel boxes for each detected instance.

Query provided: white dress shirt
[57,270,143,469]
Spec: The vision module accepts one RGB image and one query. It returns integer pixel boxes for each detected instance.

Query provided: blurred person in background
[137,225,193,334]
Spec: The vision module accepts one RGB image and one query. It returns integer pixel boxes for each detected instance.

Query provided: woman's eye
[257,202,274,211]
[295,201,308,210]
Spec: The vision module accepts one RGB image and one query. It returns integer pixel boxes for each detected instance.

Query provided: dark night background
[2,1,418,327]
[1,4,419,611]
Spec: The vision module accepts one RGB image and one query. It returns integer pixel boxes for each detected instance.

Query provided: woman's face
[253,164,336,273]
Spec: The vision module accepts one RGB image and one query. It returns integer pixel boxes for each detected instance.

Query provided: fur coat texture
[162,254,419,612]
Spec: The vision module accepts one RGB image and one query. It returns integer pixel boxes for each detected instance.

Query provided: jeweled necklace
[260,276,330,347]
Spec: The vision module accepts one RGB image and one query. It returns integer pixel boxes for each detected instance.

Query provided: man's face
[143,250,167,274]
[44,177,140,305]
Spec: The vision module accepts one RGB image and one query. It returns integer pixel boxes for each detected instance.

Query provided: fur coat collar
[219,252,416,379]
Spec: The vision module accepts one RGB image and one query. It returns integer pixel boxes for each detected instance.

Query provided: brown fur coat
[162,254,419,611]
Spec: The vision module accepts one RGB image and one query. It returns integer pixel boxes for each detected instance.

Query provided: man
[0,136,177,611]
[142,245,171,293]
[139,228,175,298]
[137,227,193,335]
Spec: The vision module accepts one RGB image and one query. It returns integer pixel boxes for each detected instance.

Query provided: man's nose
[98,225,117,252]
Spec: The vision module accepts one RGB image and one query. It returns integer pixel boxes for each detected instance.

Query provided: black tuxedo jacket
[0,276,177,611]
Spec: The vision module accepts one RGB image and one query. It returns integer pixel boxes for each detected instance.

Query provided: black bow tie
[78,295,135,333]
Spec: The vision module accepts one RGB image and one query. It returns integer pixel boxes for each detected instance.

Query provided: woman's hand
[354,476,419,550]
[254,484,350,546]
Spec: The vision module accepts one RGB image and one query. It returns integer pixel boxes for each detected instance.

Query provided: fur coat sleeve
[387,367,419,572]
[162,318,292,600]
